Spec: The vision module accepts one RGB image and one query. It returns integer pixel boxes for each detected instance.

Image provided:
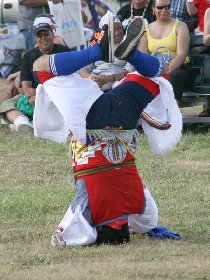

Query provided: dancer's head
[96,223,130,245]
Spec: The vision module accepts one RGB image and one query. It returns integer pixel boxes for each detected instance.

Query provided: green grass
[0,128,210,280]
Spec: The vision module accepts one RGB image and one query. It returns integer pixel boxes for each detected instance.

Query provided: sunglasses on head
[155,4,171,10]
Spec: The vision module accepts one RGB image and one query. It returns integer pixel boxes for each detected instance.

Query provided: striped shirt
[171,0,198,25]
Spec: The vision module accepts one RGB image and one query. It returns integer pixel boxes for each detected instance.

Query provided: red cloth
[73,140,144,226]
[107,219,128,230]
[35,71,56,84]
[121,74,160,98]
[82,164,144,226]
[194,0,210,32]
[72,141,136,171]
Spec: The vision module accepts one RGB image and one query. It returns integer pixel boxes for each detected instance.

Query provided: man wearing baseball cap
[0,14,69,134]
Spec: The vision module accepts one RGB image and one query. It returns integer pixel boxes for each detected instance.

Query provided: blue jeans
[21,30,35,51]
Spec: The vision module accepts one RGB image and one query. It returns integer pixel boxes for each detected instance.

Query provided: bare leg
[6,109,33,134]
[5,109,24,123]
[33,54,51,73]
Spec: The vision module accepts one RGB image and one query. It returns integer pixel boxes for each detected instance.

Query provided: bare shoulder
[148,21,156,28]
[177,20,188,33]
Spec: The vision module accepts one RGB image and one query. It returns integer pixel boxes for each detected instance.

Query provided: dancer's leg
[33,42,104,75]
[49,44,103,76]
[34,18,163,79]
[114,17,163,77]
[33,26,109,75]
[127,50,162,77]
[128,187,158,233]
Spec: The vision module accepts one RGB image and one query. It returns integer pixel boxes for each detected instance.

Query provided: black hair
[96,223,130,245]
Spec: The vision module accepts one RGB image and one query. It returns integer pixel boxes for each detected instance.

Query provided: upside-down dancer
[33,18,182,246]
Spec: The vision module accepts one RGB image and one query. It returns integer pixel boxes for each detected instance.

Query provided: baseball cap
[33,16,53,35]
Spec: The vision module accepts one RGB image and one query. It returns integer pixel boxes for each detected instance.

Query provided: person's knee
[128,187,158,233]
[169,71,184,85]
[33,54,50,73]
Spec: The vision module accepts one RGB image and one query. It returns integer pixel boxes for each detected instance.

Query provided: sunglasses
[155,4,171,10]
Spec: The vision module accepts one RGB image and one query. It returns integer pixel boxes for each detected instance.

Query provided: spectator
[116,0,155,30]
[0,15,69,134]
[203,7,210,45]
[48,0,86,50]
[171,0,198,33]
[34,14,67,46]
[186,0,210,36]
[198,7,210,117]
[138,0,195,106]
[79,13,135,92]
[0,15,66,109]
[17,0,50,51]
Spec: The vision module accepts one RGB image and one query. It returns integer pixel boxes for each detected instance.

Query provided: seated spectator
[171,0,198,34]
[138,0,195,106]
[116,0,155,30]
[34,14,67,46]
[17,0,50,52]
[48,0,86,50]
[198,7,210,117]
[0,14,69,134]
[186,0,210,36]
[0,16,66,108]
[79,13,135,92]
[203,7,210,45]
[186,0,210,54]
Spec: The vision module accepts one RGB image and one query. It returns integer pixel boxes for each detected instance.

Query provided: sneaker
[89,24,112,63]
[114,17,145,60]
[16,123,34,134]
[10,124,17,132]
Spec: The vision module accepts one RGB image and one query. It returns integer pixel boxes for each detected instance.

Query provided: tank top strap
[172,19,179,34]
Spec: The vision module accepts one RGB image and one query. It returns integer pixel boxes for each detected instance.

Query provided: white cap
[99,11,121,29]
[33,16,52,28]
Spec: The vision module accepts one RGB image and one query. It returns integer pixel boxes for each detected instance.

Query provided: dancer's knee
[33,54,51,73]
[128,187,158,233]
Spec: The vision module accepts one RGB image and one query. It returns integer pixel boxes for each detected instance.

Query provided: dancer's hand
[92,75,112,87]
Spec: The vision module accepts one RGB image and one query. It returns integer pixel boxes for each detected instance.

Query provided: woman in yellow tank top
[138,0,195,105]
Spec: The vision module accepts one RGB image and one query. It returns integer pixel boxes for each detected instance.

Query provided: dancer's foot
[114,17,145,60]
[89,20,114,63]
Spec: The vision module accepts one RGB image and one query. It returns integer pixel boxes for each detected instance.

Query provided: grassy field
[0,78,210,279]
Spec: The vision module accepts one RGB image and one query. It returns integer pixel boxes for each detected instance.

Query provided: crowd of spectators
[1,0,210,134]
